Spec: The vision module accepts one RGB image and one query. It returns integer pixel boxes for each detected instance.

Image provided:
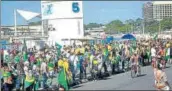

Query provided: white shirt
[24,66,29,75]
[73,55,78,68]
[167,48,170,56]
[41,62,47,73]
[32,65,37,71]
[151,48,156,57]
[46,54,51,61]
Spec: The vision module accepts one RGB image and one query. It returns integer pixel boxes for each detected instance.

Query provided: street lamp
[142,19,145,35]
[157,19,162,34]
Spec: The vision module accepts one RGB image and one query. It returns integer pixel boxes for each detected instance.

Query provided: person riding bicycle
[130,52,139,76]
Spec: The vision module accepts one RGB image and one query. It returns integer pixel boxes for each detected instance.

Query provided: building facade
[143,2,153,22]
[153,1,172,21]
[143,1,172,22]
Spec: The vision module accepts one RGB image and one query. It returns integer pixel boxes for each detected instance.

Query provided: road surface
[72,64,172,90]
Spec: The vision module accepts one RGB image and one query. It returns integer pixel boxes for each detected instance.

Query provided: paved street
[72,64,172,90]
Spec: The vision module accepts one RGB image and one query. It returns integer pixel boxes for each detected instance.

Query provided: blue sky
[1,1,144,26]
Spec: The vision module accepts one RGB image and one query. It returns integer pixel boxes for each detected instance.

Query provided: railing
[1,31,48,39]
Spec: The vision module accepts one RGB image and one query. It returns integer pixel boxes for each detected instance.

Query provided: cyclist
[130,52,139,76]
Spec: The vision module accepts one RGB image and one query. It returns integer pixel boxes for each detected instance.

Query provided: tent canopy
[121,33,136,40]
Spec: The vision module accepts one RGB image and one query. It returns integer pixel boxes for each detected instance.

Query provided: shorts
[131,62,139,66]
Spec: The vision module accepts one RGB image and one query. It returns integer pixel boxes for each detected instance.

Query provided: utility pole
[159,20,161,34]
[142,20,145,35]
[14,9,17,36]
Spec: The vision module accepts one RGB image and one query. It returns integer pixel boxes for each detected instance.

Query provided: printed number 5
[72,2,80,13]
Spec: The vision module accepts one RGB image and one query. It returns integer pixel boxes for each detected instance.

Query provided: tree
[105,20,128,33]
[84,23,103,30]
[28,21,41,25]
[145,20,159,33]
[160,17,172,31]
[135,18,143,26]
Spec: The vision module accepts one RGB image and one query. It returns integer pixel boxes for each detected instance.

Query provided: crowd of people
[1,39,172,91]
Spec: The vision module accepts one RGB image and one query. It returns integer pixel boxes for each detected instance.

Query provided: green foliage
[160,17,172,30]
[85,17,172,33]
[145,20,159,33]
[84,23,103,30]
[105,20,124,32]
[28,21,41,25]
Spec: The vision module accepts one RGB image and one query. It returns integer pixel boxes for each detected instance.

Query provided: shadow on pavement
[101,77,111,80]
[72,85,83,89]
[137,74,147,77]
[165,66,171,69]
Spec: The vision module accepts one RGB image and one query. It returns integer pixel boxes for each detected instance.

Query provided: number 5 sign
[72,2,80,13]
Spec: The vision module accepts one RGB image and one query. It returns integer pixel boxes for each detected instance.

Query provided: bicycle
[131,62,141,78]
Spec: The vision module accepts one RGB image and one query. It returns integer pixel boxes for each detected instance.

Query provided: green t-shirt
[23,52,28,62]
[15,55,20,63]
[3,71,11,79]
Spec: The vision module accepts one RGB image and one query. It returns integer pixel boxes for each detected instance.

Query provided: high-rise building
[143,2,153,22]
[152,1,172,21]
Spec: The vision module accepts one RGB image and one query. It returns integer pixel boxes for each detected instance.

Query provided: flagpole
[14,9,17,36]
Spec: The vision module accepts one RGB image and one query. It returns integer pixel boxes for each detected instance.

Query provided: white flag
[16,9,40,21]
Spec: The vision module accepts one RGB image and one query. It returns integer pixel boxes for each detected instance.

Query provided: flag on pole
[23,39,28,61]
[55,42,62,49]
[153,34,158,40]
[16,9,40,21]
[55,42,62,58]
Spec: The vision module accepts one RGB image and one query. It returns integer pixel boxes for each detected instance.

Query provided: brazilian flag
[23,39,28,62]
[24,75,35,89]
[58,67,69,90]
[23,51,28,62]
[55,42,62,57]
[48,62,54,71]
[55,42,62,49]
[36,59,41,66]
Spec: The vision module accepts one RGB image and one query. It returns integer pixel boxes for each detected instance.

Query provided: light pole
[157,19,162,34]
[142,19,145,35]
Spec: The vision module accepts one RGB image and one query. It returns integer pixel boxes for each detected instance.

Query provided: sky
[1,1,144,26]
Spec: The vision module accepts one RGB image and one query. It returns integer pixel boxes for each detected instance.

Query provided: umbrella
[121,33,136,40]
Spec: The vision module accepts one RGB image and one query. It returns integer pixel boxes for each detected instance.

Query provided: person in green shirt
[2,63,13,91]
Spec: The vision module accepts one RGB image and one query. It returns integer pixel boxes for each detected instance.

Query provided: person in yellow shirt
[108,44,112,52]
[80,47,85,54]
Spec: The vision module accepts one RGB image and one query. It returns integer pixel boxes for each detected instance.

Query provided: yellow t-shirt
[80,47,85,54]
[63,59,69,73]
[75,48,80,54]
[108,45,112,51]
[93,60,98,65]
[58,60,63,67]
[25,75,35,83]
[166,43,170,48]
